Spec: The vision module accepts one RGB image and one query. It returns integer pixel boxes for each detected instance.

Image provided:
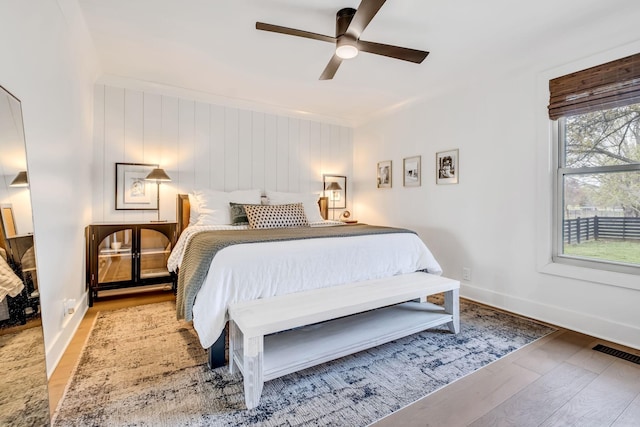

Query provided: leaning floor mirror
[0,85,50,425]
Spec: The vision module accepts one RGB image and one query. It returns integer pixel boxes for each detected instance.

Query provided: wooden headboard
[177,194,329,236]
[177,194,190,236]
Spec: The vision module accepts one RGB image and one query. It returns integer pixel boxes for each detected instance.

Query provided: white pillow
[192,189,262,226]
[265,191,324,223]
[187,193,200,226]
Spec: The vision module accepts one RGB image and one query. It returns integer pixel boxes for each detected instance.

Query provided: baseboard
[460,283,640,351]
[45,292,88,378]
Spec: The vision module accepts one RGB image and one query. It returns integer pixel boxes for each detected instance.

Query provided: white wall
[0,0,100,375]
[353,41,640,348]
[0,93,33,235]
[91,82,353,223]
[0,187,33,237]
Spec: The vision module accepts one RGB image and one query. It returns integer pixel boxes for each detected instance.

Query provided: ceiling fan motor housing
[336,8,356,37]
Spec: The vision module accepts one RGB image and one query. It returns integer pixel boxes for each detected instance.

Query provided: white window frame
[553,117,640,276]
[535,42,640,292]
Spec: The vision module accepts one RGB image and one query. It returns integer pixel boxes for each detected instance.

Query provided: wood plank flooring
[49,294,640,426]
[373,329,640,427]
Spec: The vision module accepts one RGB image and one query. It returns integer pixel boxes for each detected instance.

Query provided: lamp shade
[9,171,28,187]
[326,182,342,191]
[144,168,171,182]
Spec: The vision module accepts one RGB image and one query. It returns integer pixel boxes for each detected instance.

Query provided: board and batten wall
[91,84,353,223]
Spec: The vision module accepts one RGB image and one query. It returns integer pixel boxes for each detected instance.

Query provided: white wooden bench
[227,272,460,409]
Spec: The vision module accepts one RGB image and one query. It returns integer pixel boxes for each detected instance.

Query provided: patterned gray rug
[53,299,555,426]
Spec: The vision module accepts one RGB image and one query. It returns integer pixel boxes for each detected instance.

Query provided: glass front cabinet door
[85,222,177,306]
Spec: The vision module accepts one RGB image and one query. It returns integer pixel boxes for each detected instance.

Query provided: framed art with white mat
[115,162,159,210]
[403,156,421,187]
[436,149,459,185]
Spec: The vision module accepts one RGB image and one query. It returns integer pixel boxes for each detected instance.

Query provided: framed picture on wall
[323,174,347,209]
[377,160,392,188]
[403,156,421,187]
[436,149,459,184]
[115,162,159,210]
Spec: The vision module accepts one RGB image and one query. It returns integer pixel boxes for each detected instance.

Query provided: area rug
[52,299,555,426]
[0,325,50,426]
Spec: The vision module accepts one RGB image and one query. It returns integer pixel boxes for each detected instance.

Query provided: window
[549,53,640,275]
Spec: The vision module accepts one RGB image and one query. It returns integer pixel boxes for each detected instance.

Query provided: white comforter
[169,223,442,348]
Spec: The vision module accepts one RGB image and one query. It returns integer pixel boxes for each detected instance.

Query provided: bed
[169,189,443,368]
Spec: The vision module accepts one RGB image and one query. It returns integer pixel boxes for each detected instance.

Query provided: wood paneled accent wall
[91,85,353,223]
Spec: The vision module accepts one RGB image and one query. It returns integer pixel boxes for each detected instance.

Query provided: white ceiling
[78,0,640,125]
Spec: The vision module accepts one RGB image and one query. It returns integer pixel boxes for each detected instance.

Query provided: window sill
[538,260,640,291]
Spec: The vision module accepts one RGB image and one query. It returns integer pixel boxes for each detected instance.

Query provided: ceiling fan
[256,0,429,80]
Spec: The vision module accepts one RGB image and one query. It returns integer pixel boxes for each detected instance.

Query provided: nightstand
[85,222,177,306]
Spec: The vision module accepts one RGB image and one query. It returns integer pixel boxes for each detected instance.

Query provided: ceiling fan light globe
[336,44,358,59]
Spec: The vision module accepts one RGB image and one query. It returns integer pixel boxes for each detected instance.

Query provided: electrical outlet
[462,267,471,281]
[63,299,76,316]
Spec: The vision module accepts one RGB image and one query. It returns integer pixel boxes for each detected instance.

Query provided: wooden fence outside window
[564,216,640,244]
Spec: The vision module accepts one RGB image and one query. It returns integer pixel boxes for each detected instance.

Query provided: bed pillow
[244,203,310,229]
[188,193,200,226]
[192,189,262,226]
[229,202,262,225]
[264,191,324,223]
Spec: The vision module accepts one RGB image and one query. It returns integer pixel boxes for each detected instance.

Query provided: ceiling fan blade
[357,40,429,63]
[346,0,387,38]
[319,55,343,80]
[256,22,336,43]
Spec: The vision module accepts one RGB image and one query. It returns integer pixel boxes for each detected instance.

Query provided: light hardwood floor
[49,293,640,426]
[373,327,640,426]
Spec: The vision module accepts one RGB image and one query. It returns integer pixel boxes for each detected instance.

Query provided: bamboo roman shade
[548,53,640,120]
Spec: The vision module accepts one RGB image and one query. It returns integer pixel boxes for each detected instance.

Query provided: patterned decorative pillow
[229,202,258,225]
[265,191,324,222]
[244,203,310,229]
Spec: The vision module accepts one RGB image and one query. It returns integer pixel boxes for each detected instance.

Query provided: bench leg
[444,288,460,334]
[229,320,239,374]
[243,335,264,409]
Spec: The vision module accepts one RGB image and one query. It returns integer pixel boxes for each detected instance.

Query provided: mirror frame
[0,84,50,425]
